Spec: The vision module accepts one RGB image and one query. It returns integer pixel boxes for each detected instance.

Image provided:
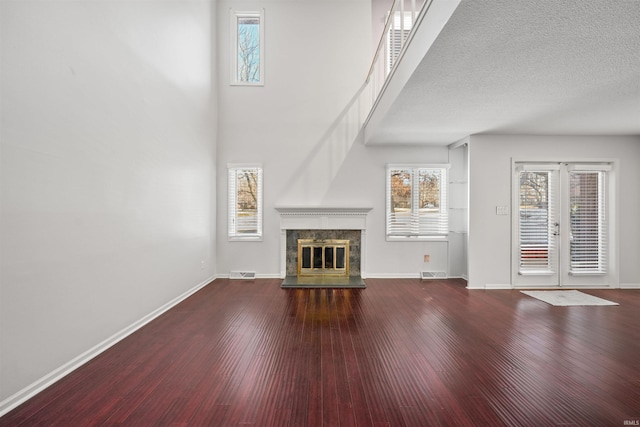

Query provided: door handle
[552,222,560,236]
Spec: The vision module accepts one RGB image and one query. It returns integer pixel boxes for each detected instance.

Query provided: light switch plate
[496,206,509,215]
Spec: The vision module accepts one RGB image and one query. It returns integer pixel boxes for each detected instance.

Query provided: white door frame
[511,159,619,289]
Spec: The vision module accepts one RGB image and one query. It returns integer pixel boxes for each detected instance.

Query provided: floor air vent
[230,271,256,280]
[421,271,447,280]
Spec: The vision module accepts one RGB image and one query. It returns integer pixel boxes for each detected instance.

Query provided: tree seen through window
[237,16,260,83]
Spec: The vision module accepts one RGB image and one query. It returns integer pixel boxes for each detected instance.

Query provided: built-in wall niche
[448,141,469,280]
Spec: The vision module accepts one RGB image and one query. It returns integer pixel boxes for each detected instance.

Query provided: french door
[512,162,612,288]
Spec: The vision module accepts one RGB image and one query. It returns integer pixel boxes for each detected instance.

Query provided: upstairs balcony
[363,0,461,145]
[361,0,640,146]
[280,0,640,204]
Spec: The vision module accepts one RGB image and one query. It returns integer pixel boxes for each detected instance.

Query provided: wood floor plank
[2,278,639,426]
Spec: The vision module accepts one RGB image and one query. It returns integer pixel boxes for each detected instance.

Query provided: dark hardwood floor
[2,279,639,426]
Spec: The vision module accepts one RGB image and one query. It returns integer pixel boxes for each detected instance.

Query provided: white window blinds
[568,167,608,274]
[386,165,448,239]
[517,167,558,273]
[228,165,263,240]
[386,11,413,72]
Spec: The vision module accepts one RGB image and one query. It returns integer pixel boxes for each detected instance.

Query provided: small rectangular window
[386,164,449,240]
[228,165,263,240]
[230,9,264,86]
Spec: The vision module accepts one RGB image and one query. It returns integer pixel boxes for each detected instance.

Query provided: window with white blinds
[517,168,558,273]
[386,11,413,73]
[386,165,449,240]
[228,165,263,240]
[568,167,607,274]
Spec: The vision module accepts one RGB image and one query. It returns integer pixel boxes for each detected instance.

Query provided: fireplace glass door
[298,239,349,276]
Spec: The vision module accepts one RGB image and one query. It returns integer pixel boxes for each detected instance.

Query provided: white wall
[216,0,460,278]
[468,135,640,289]
[372,0,393,53]
[323,141,452,277]
[0,0,217,405]
[216,0,372,276]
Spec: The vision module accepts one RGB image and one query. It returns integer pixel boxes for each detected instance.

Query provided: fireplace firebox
[298,239,349,276]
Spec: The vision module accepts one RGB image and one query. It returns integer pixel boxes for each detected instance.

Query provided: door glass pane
[519,171,552,271]
[569,171,606,273]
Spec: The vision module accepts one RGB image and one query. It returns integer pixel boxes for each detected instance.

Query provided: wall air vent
[230,271,256,280]
[420,271,447,280]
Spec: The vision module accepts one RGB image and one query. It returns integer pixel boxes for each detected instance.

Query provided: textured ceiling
[367,0,640,145]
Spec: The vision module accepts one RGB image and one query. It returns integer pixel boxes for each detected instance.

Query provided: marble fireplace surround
[276,207,372,279]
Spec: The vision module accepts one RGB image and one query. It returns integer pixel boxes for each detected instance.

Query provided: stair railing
[366,0,428,112]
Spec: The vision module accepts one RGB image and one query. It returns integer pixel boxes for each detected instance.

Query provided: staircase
[277,0,461,204]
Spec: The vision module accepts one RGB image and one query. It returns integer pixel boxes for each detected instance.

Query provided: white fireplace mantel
[275,206,372,230]
[275,207,372,278]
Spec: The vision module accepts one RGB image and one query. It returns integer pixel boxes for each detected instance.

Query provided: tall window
[230,9,264,86]
[228,165,263,240]
[386,165,449,239]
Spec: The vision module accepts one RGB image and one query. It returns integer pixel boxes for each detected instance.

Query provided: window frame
[566,164,610,275]
[510,161,614,288]
[230,9,265,86]
[228,164,263,241]
[386,10,413,73]
[386,164,450,241]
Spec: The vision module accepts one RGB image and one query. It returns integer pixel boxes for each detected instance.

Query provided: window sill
[230,81,264,87]
[229,236,263,242]
[569,270,606,276]
[386,235,449,242]
[518,270,554,276]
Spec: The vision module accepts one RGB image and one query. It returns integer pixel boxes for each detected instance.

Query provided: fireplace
[298,239,349,276]
[287,230,360,277]
[276,207,371,286]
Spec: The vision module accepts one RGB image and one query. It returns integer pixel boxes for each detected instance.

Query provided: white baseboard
[0,276,215,417]
[217,273,281,279]
[479,284,513,290]
[620,283,640,289]
[221,273,466,281]
[365,273,422,279]
[364,273,465,280]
